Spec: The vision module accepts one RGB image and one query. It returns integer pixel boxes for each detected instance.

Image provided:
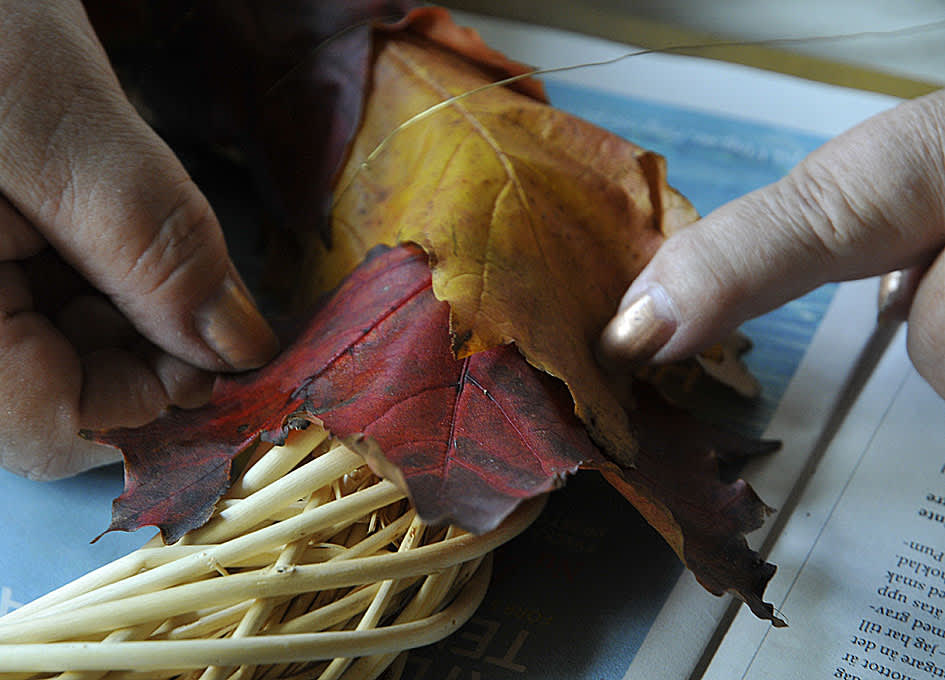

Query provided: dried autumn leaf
[296,30,698,469]
[282,19,782,622]
[89,245,782,623]
[88,246,596,542]
[593,383,783,625]
[93,1,699,466]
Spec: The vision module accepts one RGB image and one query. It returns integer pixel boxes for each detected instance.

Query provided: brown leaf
[590,383,784,625]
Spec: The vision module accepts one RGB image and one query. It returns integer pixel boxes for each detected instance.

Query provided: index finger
[601,89,945,366]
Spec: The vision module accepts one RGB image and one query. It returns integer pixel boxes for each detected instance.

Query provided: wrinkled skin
[603,89,945,400]
[0,1,277,479]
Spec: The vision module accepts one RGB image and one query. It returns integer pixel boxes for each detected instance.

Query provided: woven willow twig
[0,426,545,679]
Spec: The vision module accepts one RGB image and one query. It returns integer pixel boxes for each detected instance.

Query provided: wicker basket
[0,425,544,680]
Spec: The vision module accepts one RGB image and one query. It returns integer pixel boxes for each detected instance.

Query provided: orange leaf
[299,30,699,467]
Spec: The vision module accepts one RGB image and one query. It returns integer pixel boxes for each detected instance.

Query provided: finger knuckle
[118,185,225,303]
[781,159,877,264]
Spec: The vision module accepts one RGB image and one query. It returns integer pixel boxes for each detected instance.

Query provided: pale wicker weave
[0,425,544,680]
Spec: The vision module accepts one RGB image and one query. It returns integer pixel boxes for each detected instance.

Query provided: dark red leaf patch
[592,385,784,625]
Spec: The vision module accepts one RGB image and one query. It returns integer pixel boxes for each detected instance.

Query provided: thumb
[0,2,278,371]
[601,90,945,380]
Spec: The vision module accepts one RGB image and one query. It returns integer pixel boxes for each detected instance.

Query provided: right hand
[601,88,945,398]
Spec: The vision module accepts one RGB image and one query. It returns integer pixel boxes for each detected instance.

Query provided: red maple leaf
[87,245,598,543]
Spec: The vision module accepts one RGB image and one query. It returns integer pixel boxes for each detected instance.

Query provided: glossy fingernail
[195,274,279,370]
[599,285,677,367]
[877,267,923,324]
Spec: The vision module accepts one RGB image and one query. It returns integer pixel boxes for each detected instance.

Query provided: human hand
[601,89,945,398]
[0,2,278,480]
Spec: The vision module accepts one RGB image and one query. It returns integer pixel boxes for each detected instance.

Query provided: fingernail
[196,274,279,370]
[877,268,922,324]
[599,285,677,368]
